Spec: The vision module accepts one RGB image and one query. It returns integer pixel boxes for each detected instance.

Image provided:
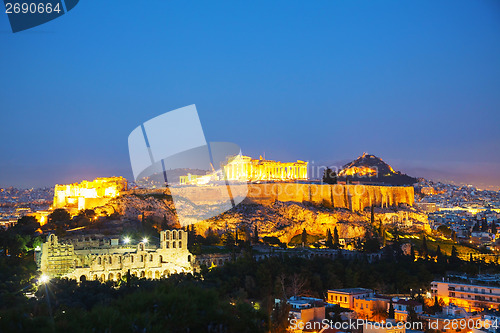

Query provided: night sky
[1,0,499,189]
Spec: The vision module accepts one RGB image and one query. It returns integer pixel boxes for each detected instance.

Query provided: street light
[39,274,49,284]
[38,274,53,324]
[123,237,131,244]
[142,237,148,244]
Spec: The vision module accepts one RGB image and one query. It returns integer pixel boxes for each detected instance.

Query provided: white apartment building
[431,280,500,311]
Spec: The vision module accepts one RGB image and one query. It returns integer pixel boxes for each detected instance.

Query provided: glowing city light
[39,274,50,284]
[123,237,131,244]
[142,237,148,244]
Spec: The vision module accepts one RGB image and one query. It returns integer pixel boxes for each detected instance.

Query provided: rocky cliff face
[95,191,179,225]
[196,201,368,243]
[93,184,414,243]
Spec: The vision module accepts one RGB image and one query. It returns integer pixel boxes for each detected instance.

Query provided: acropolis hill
[47,156,414,215]
[95,184,422,244]
[44,154,421,241]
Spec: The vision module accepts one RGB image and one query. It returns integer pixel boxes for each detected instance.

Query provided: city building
[414,202,437,213]
[0,218,18,229]
[351,295,422,322]
[353,296,390,320]
[431,279,500,311]
[327,288,374,309]
[389,298,423,322]
[288,296,326,331]
[419,304,481,333]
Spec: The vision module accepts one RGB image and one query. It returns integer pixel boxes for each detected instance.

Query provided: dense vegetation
[1,238,498,332]
[1,210,499,332]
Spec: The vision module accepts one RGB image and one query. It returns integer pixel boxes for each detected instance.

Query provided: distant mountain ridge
[338,153,417,186]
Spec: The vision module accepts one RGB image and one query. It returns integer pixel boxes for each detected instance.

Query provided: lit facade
[52,177,127,211]
[37,231,193,281]
[327,288,374,309]
[288,296,325,331]
[419,304,482,333]
[353,297,390,320]
[223,155,308,182]
[431,280,500,311]
[389,299,423,322]
[179,155,308,185]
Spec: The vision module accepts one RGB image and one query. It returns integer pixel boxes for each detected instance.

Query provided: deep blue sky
[1,0,499,189]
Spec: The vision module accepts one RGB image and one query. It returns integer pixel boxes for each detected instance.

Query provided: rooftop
[328,288,373,294]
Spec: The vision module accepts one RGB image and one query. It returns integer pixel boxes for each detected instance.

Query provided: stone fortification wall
[167,183,413,212]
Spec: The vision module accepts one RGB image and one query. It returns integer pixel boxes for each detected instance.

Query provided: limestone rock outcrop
[94,184,414,243]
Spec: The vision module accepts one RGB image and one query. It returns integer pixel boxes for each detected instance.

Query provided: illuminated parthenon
[179,155,308,185]
[223,155,308,182]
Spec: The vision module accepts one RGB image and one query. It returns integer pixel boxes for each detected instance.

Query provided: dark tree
[436,245,441,257]
[326,229,334,248]
[187,225,196,249]
[371,205,375,225]
[432,296,443,314]
[271,300,292,333]
[322,168,337,184]
[436,245,444,264]
[15,216,39,235]
[78,209,95,219]
[492,222,497,235]
[437,225,452,237]
[241,225,251,244]
[482,219,488,232]
[363,235,380,253]
[392,226,401,244]
[407,305,418,323]
[451,230,457,242]
[223,230,235,250]
[49,208,71,223]
[205,227,221,246]
[388,300,395,319]
[253,225,259,244]
[451,246,458,261]
[421,235,428,258]
[333,227,340,248]
[301,228,307,247]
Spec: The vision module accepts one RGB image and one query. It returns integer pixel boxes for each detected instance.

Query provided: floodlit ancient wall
[52,177,128,211]
[245,183,414,211]
[38,231,194,282]
[171,183,414,212]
